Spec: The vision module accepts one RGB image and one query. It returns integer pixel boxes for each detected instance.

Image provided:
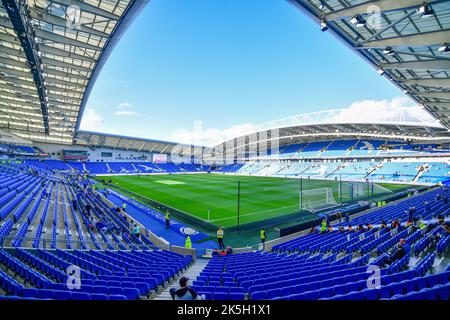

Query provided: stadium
[0,0,449,305]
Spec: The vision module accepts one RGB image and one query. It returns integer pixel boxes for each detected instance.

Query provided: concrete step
[153,258,209,300]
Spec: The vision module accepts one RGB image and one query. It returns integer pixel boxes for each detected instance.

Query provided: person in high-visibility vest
[217,227,225,250]
[165,211,170,229]
[260,228,267,248]
[185,235,192,249]
[122,202,127,212]
[417,220,426,230]
[320,219,327,233]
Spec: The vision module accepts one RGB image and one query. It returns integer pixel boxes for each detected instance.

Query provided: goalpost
[347,181,394,201]
[299,188,338,211]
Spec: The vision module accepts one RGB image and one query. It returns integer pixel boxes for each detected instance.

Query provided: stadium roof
[290,0,450,129]
[0,0,149,145]
[213,109,450,155]
[75,130,207,156]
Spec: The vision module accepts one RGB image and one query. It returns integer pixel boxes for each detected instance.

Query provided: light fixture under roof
[383,47,395,56]
[377,68,385,75]
[438,44,449,54]
[350,14,366,27]
[320,19,328,32]
[418,3,434,18]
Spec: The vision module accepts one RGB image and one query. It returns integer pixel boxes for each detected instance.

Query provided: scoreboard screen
[153,154,167,163]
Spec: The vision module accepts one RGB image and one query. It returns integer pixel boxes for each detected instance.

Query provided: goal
[300,188,338,211]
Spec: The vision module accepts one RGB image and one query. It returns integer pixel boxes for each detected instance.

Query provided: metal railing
[0,236,154,251]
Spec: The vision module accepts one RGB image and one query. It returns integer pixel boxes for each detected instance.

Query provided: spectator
[85,203,92,216]
[170,277,205,300]
[399,239,410,255]
[131,224,141,240]
[344,212,350,223]
[217,227,225,250]
[338,225,345,232]
[185,235,192,249]
[220,250,227,256]
[122,202,127,212]
[380,220,387,229]
[320,219,327,233]
[405,219,414,227]
[386,243,406,265]
[165,211,170,229]
[212,249,219,257]
[71,198,77,211]
[260,228,267,249]
[391,219,400,229]
[95,220,107,233]
[226,246,233,255]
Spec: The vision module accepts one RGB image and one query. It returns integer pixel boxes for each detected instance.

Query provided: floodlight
[350,15,366,27]
[383,47,395,56]
[438,44,449,54]
[418,3,434,18]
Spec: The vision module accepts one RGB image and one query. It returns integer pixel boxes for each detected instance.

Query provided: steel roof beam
[0,30,20,44]
[363,29,450,48]
[381,60,450,70]
[0,76,35,88]
[426,101,450,107]
[0,44,26,57]
[42,76,86,88]
[0,55,28,68]
[2,0,49,133]
[0,65,32,78]
[415,92,450,99]
[29,10,109,38]
[41,56,92,73]
[39,44,96,63]
[43,67,88,79]
[0,89,39,102]
[400,78,450,88]
[0,95,39,108]
[324,0,442,21]
[35,29,102,51]
[49,0,120,21]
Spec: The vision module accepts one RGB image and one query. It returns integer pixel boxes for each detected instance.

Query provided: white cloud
[167,122,259,147]
[332,97,437,124]
[118,102,133,109]
[113,110,136,116]
[79,108,103,131]
[165,97,441,147]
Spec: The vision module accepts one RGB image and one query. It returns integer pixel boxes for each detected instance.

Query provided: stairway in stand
[152,258,209,300]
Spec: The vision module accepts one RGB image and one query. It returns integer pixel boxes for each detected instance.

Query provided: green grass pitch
[106,174,412,228]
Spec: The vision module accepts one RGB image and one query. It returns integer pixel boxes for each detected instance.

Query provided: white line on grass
[209,204,300,222]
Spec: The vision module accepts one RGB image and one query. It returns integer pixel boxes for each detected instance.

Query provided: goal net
[345,181,394,200]
[300,188,338,212]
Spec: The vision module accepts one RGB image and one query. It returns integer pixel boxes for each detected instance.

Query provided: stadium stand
[186,187,449,300]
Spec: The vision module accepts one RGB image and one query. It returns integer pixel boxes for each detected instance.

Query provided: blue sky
[80,0,415,146]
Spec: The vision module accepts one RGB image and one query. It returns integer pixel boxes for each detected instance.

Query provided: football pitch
[105,174,413,228]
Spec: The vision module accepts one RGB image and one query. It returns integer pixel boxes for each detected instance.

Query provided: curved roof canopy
[213,110,450,155]
[0,0,148,144]
[75,130,207,157]
[290,0,450,129]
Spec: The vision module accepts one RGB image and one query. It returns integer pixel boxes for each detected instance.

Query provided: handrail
[0,236,154,251]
